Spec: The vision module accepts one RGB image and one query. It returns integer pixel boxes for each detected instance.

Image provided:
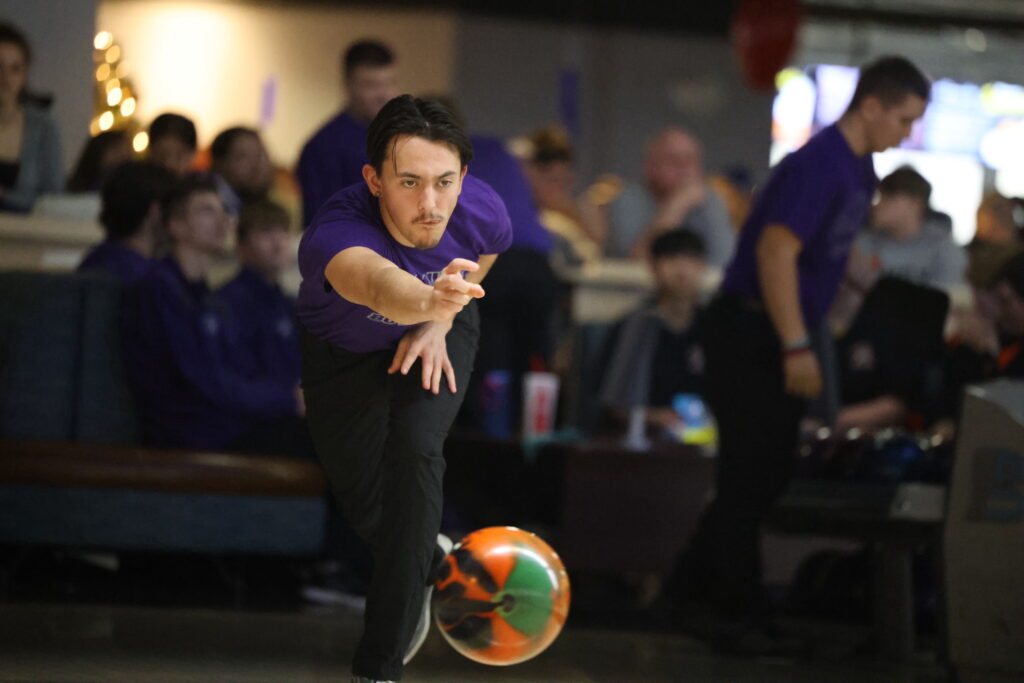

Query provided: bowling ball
[433,526,570,666]
[857,431,927,482]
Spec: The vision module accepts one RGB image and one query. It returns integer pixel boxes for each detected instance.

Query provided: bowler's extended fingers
[436,275,485,300]
[421,356,433,391]
[443,258,479,275]
[430,360,443,394]
[388,336,412,374]
[444,358,457,394]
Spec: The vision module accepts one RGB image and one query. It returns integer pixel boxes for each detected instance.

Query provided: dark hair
[1000,252,1024,300]
[528,125,573,166]
[365,94,473,172]
[847,56,931,112]
[148,113,197,150]
[650,228,707,260]
[0,22,32,65]
[210,126,259,164]
[161,173,220,225]
[67,130,131,193]
[237,199,290,243]
[99,161,175,241]
[343,39,394,79]
[878,166,931,204]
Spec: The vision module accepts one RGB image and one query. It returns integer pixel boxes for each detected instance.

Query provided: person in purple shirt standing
[464,131,561,431]
[122,175,304,451]
[296,39,399,228]
[667,56,930,652]
[297,95,511,683]
[77,160,175,284]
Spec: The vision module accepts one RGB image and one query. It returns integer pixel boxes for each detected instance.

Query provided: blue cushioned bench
[0,270,327,557]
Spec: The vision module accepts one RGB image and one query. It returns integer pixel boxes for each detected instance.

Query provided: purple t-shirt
[721,124,876,329]
[77,239,152,285]
[468,135,552,254]
[297,174,513,353]
[296,110,368,227]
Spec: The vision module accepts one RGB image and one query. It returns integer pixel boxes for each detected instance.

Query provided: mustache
[413,213,445,224]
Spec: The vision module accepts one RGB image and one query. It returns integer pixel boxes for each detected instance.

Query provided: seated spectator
[598,229,707,434]
[146,112,197,177]
[967,191,1024,293]
[209,126,275,216]
[608,127,735,267]
[66,130,133,193]
[77,161,175,284]
[219,199,299,387]
[0,22,63,212]
[121,175,303,451]
[831,169,967,336]
[517,124,620,268]
[946,251,1024,393]
[853,167,967,291]
[833,276,950,435]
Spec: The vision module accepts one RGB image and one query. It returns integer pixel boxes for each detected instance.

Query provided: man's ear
[362,164,382,196]
[860,94,884,123]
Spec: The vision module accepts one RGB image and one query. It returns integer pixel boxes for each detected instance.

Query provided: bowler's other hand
[388,320,456,394]
[784,351,822,399]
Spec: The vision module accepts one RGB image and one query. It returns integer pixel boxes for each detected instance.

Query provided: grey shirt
[2,105,64,212]
[854,219,967,290]
[607,181,736,267]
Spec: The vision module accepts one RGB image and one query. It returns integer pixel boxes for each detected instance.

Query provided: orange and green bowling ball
[433,526,570,666]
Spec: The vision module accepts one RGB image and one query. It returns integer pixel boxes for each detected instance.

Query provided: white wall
[2,0,98,172]
[97,0,457,168]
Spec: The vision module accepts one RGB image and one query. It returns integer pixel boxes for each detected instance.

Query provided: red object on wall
[732,0,804,92]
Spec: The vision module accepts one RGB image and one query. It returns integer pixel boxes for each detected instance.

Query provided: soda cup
[522,371,559,439]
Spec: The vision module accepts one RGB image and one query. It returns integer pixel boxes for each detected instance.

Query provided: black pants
[300,304,479,681]
[672,294,805,619]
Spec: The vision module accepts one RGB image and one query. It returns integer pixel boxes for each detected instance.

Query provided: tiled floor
[0,602,950,683]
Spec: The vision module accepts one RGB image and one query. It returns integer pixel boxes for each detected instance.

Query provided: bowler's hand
[388,319,457,394]
[784,351,823,399]
[429,258,485,323]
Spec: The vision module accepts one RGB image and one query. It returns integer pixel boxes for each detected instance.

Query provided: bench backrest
[0,270,138,444]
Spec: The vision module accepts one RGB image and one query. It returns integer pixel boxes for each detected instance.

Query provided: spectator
[209,126,274,216]
[424,96,563,433]
[831,167,967,334]
[967,191,1023,290]
[608,127,735,267]
[219,199,299,388]
[518,124,620,268]
[853,167,967,291]
[67,130,133,193]
[947,251,1024,390]
[121,175,303,451]
[296,39,399,226]
[77,160,175,284]
[599,229,707,433]
[833,276,950,435]
[147,112,197,177]
[0,22,63,212]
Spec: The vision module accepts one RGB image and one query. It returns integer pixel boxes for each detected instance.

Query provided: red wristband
[784,346,812,358]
